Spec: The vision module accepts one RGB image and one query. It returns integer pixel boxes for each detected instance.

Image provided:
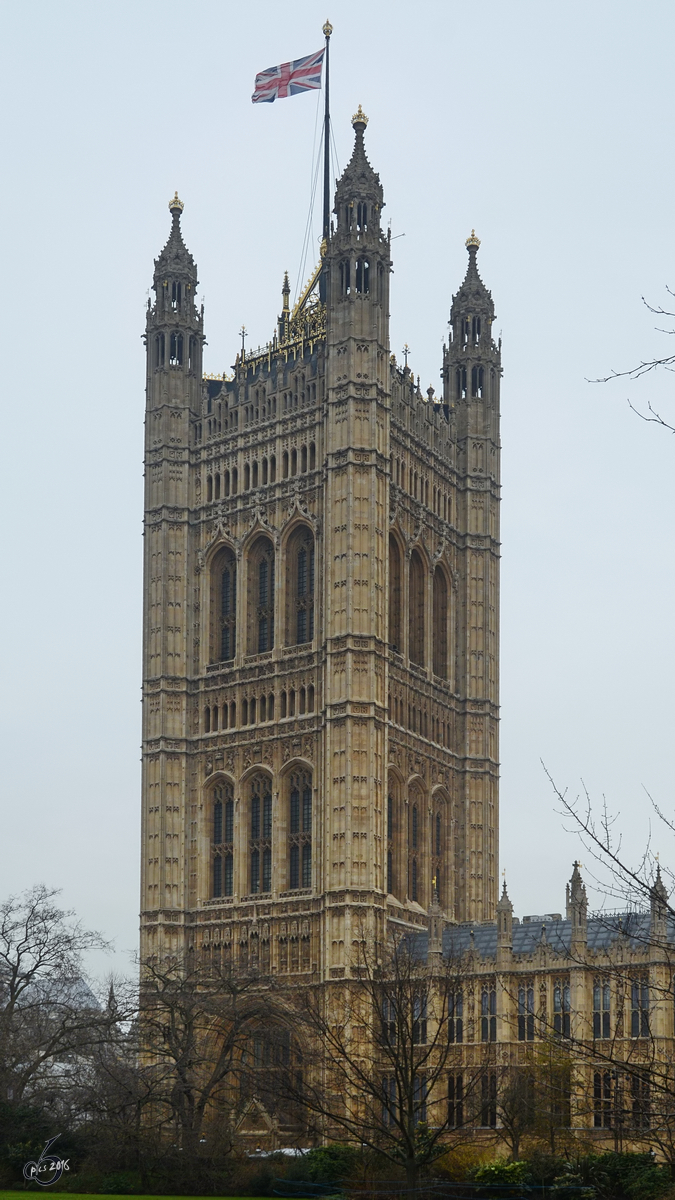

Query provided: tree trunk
[406,1157,418,1193]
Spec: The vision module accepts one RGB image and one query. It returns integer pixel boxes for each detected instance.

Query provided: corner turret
[145,194,203,416]
[650,863,669,944]
[496,880,513,966]
[566,861,588,951]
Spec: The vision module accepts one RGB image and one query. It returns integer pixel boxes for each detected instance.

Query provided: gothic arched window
[433,566,448,679]
[212,782,234,898]
[389,535,401,652]
[247,537,275,654]
[210,547,236,664]
[169,332,183,366]
[355,259,370,294]
[286,527,315,646]
[249,774,272,895]
[288,769,312,890]
[409,550,425,666]
[154,333,165,368]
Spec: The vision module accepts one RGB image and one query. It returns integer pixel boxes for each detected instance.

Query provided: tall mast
[322,20,332,245]
[320,19,332,302]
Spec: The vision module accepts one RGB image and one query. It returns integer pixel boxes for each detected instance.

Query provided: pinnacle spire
[333,108,384,221]
[154,191,197,288]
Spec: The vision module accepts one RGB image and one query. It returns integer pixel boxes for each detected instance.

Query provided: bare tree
[0,884,110,1109]
[137,953,272,1156]
[494,1067,537,1161]
[591,289,675,433]
[268,917,483,1190]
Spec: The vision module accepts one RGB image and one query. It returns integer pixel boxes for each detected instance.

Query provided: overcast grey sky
[1,0,674,972]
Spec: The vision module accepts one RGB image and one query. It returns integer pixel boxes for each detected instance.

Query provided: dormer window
[171,281,182,311]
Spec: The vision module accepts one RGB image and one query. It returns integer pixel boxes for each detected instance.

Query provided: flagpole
[322,19,332,247]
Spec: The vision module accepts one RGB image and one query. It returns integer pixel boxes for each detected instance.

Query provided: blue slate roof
[420,912,675,963]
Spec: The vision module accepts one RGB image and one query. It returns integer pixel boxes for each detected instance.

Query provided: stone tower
[139,111,501,974]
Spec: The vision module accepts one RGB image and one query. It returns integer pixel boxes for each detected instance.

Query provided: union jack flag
[252,48,324,104]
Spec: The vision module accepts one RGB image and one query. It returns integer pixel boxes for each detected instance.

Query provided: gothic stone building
[141,108,499,971]
[140,110,672,1148]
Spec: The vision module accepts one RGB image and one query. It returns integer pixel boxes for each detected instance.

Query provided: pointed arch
[210,778,234,899]
[433,564,449,679]
[210,544,237,663]
[285,524,315,646]
[409,548,425,666]
[247,536,275,655]
[388,533,402,652]
[247,772,273,896]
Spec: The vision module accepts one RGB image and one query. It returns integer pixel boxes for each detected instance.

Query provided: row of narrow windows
[461,315,482,346]
[213,532,314,660]
[211,772,312,898]
[203,379,320,429]
[388,695,453,748]
[204,685,315,731]
[282,381,317,411]
[340,258,370,295]
[342,201,369,232]
[386,788,445,909]
[379,981,653,1051]
[389,537,449,677]
[153,332,199,370]
[594,1070,650,1130]
[204,444,316,503]
[455,364,497,400]
[392,457,451,521]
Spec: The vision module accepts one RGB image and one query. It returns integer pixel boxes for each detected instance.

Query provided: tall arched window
[389,535,402,652]
[169,332,183,366]
[288,768,312,890]
[286,527,315,646]
[409,785,424,904]
[249,774,272,895]
[409,550,425,666]
[247,537,275,654]
[212,782,234,898]
[211,547,237,663]
[431,804,444,905]
[433,566,448,679]
[387,792,394,894]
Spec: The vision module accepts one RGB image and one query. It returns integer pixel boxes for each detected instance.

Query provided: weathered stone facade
[140,110,500,975]
[139,112,675,1154]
